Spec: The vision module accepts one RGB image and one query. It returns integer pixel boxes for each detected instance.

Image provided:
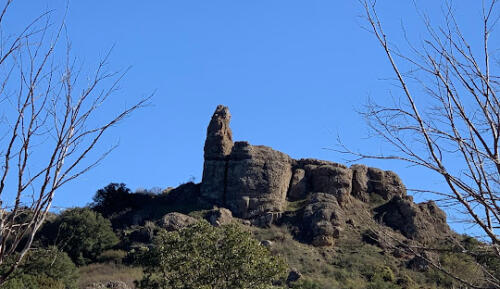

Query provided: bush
[289,279,323,289]
[136,221,287,289]
[49,207,119,265]
[97,250,127,264]
[91,183,132,218]
[1,247,78,289]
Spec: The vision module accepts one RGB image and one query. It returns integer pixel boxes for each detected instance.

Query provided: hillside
[7,105,497,289]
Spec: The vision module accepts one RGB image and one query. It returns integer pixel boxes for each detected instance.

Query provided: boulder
[206,207,233,226]
[300,193,344,247]
[286,268,302,283]
[160,212,198,231]
[226,142,292,219]
[252,211,283,227]
[351,164,406,202]
[374,196,451,243]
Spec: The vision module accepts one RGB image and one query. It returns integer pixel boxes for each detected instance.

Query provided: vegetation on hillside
[1,183,496,289]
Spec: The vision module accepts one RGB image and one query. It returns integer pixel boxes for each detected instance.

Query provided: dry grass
[78,263,143,289]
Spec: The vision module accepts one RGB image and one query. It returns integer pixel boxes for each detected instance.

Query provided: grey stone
[203,105,233,160]
[160,212,198,231]
[206,207,233,226]
[300,193,344,247]
[200,105,233,204]
[288,168,307,201]
[308,164,353,204]
[351,164,406,202]
[375,196,451,243]
[226,142,292,219]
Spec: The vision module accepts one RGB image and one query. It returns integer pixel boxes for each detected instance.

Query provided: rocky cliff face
[198,105,452,246]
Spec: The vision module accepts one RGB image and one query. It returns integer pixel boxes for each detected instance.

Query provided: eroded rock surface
[200,105,233,203]
[206,207,233,226]
[226,142,292,218]
[374,196,451,243]
[196,105,449,248]
[161,212,198,231]
[299,193,344,247]
[351,164,406,202]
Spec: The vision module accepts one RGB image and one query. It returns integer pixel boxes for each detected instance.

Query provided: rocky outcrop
[161,212,198,231]
[299,193,344,246]
[196,105,450,248]
[226,142,292,218]
[203,105,234,159]
[351,164,406,202]
[200,106,293,219]
[200,105,234,203]
[374,196,451,243]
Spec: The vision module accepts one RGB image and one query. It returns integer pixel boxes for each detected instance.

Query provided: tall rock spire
[203,105,233,159]
[200,105,234,204]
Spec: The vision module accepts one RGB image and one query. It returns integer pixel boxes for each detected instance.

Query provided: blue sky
[4,1,494,234]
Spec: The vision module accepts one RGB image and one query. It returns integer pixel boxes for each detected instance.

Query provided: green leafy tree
[0,247,78,289]
[51,208,119,265]
[137,221,287,289]
[91,183,132,218]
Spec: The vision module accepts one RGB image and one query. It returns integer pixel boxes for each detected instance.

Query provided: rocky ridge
[195,105,452,247]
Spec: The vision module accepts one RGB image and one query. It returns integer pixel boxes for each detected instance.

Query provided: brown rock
[308,164,352,204]
[252,211,283,227]
[206,207,233,226]
[374,196,451,243]
[226,142,292,219]
[300,193,344,247]
[201,105,234,204]
[288,168,307,201]
[160,212,198,231]
[351,164,406,202]
[203,105,233,160]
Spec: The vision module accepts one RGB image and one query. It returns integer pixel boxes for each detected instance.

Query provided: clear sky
[4,1,494,234]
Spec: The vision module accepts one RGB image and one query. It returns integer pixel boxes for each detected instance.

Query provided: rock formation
[200,105,234,203]
[198,105,451,246]
[161,212,198,231]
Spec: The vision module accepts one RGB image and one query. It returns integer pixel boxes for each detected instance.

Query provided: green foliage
[425,252,484,288]
[97,249,127,264]
[91,183,132,218]
[289,279,323,289]
[136,221,287,289]
[366,266,400,289]
[1,247,78,289]
[51,207,119,265]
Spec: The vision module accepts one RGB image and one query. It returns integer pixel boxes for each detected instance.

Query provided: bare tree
[339,0,499,288]
[0,0,149,283]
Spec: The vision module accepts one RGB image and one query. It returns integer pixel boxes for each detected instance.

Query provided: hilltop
[11,105,496,289]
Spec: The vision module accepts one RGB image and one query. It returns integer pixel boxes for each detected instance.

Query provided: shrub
[1,247,78,289]
[289,279,323,289]
[97,250,127,264]
[136,221,287,289]
[50,207,119,265]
